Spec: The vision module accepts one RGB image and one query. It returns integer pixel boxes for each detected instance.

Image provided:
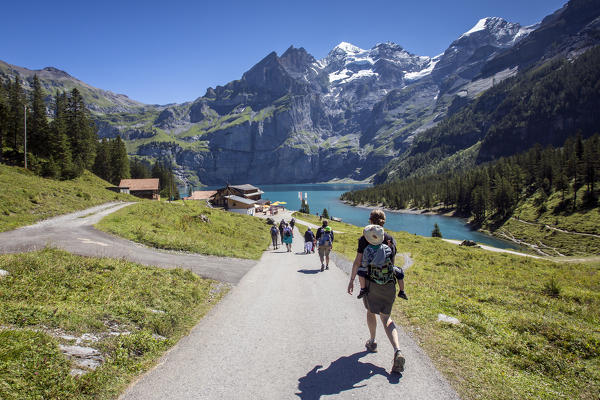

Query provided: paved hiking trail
[0,202,255,283]
[121,222,460,400]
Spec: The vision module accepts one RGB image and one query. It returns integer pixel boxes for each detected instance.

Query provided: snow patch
[462,18,490,37]
[404,58,439,81]
[329,69,377,84]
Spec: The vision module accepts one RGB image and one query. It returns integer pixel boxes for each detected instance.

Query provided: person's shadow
[296,351,400,399]
[297,268,321,274]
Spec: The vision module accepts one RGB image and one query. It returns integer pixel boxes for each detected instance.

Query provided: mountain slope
[0,60,152,114]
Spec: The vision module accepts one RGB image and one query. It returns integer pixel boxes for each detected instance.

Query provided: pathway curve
[120,220,460,400]
[0,202,256,283]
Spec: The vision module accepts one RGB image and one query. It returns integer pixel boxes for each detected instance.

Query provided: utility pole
[24,105,27,169]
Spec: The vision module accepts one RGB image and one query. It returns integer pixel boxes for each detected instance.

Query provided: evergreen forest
[377,46,600,183]
[0,74,178,192]
[342,134,600,225]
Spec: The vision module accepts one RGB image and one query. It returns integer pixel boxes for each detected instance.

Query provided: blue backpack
[318,229,333,246]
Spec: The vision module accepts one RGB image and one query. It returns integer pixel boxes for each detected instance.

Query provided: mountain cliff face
[117,17,539,185]
[4,1,597,186]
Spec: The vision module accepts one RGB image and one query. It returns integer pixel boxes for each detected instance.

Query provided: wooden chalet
[118,178,160,200]
[210,184,264,207]
[223,195,256,216]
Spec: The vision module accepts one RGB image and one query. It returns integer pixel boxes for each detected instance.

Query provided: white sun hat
[363,224,384,245]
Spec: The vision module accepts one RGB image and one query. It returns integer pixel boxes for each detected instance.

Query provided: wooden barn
[118,179,160,200]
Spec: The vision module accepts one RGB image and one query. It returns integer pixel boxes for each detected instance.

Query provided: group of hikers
[270,217,335,271]
[269,209,409,374]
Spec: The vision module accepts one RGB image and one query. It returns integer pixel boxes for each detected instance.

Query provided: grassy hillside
[0,248,226,400]
[492,189,600,256]
[0,165,137,232]
[96,201,271,259]
[293,212,600,400]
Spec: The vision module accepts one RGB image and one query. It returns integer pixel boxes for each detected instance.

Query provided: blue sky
[1,0,567,105]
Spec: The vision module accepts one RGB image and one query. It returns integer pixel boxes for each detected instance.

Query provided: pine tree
[431,223,442,238]
[29,75,49,159]
[109,136,130,185]
[130,158,151,179]
[7,76,25,162]
[0,80,8,164]
[92,138,111,181]
[48,91,74,178]
[322,208,329,219]
[299,199,310,214]
[66,88,96,172]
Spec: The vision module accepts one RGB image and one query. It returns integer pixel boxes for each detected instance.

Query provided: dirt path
[120,221,459,400]
[0,202,256,283]
[511,217,600,238]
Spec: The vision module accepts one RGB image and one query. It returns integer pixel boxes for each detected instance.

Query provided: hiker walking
[347,209,406,374]
[282,223,294,252]
[270,224,279,250]
[290,218,296,230]
[315,221,334,271]
[279,219,286,243]
[303,227,315,254]
[356,210,408,300]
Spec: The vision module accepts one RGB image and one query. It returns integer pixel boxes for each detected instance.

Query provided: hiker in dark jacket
[316,221,334,271]
[270,225,279,249]
[279,219,285,243]
[304,228,315,254]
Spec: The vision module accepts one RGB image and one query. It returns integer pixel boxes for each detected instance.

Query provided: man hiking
[270,224,279,250]
[315,221,334,271]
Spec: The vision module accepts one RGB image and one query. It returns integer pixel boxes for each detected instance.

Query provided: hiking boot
[365,339,377,353]
[357,288,368,299]
[398,291,408,300]
[391,350,405,374]
[325,265,329,270]
[320,265,324,271]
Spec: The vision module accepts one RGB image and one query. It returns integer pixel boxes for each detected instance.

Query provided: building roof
[119,178,159,191]
[230,184,259,191]
[184,190,217,200]
[244,190,265,196]
[224,195,257,206]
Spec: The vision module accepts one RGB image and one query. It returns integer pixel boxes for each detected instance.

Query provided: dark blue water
[183,183,519,249]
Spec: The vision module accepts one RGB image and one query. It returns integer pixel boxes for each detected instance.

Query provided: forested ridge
[0,74,179,198]
[376,45,600,183]
[342,134,600,226]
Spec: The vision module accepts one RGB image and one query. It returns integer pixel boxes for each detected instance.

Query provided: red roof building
[118,179,160,200]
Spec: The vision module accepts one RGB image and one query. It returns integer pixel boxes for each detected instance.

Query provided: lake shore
[341,201,460,217]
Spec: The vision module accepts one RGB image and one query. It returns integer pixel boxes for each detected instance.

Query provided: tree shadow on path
[296,351,400,399]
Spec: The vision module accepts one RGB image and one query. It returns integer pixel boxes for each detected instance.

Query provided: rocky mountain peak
[458,17,525,47]
[279,45,318,78]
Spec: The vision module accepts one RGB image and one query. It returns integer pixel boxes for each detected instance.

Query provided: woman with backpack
[282,223,294,252]
[347,209,406,375]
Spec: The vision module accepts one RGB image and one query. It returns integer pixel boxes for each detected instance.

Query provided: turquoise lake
[188,183,520,249]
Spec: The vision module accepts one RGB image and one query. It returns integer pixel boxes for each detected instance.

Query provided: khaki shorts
[318,245,331,259]
[362,279,396,315]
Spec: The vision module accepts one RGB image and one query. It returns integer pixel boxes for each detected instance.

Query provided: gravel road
[120,223,460,400]
[0,202,256,283]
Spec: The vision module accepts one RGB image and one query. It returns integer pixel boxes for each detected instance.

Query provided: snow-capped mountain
[82,0,600,185]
